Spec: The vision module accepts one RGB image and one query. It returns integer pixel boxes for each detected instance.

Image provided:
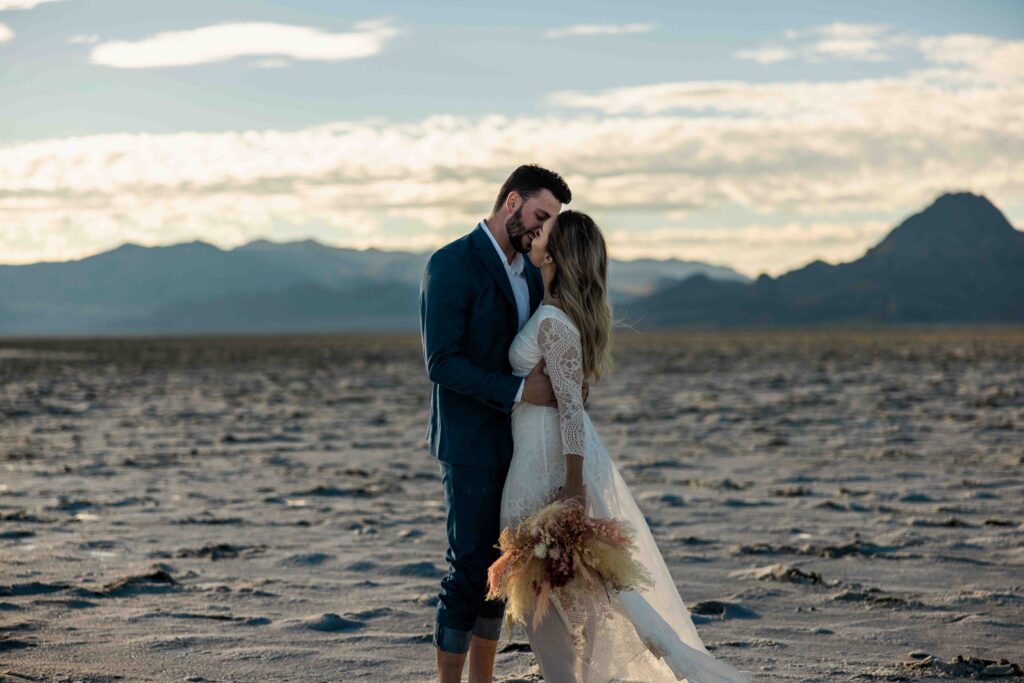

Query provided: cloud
[67,33,98,44]
[0,21,11,43]
[0,0,68,9]
[551,31,1024,117]
[732,46,792,64]
[737,21,902,63]
[0,30,1020,273]
[89,19,400,68]
[1,103,1018,270]
[545,74,1023,127]
[746,23,1022,72]
[917,33,1024,84]
[546,23,655,39]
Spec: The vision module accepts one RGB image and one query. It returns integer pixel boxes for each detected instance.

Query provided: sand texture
[1,329,1023,682]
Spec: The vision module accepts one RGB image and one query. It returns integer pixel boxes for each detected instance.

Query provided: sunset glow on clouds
[0,3,1021,275]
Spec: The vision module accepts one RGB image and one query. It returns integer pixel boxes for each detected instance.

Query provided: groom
[420,165,573,682]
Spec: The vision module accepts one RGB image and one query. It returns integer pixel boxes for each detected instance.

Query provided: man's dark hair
[492,164,572,212]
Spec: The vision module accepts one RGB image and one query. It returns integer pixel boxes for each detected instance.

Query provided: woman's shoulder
[536,303,580,335]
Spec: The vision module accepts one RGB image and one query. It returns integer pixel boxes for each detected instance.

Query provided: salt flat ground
[1,329,1022,682]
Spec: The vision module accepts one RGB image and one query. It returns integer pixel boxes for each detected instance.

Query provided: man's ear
[506,191,519,213]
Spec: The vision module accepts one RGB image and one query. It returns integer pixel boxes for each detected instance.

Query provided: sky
[0,0,1022,277]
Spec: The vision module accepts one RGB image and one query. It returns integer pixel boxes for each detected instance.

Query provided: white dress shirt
[479,220,530,403]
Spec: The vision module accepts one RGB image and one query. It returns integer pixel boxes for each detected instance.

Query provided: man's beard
[505,206,532,254]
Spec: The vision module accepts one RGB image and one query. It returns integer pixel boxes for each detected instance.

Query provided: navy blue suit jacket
[420,224,544,468]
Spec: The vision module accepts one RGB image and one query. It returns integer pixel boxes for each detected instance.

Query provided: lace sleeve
[538,315,585,458]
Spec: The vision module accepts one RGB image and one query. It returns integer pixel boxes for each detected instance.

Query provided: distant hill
[0,231,746,335]
[608,258,745,301]
[3,193,1018,335]
[622,192,1024,328]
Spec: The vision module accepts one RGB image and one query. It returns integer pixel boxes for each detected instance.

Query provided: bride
[500,210,754,683]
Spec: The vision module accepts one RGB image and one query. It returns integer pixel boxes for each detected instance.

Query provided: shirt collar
[479,220,524,275]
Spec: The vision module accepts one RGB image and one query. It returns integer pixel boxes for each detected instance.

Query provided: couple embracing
[419,165,753,682]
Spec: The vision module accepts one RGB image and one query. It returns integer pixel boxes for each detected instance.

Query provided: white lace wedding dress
[500,304,754,683]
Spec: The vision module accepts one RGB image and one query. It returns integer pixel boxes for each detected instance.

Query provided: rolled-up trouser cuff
[433,615,504,653]
[473,615,503,641]
[433,621,473,654]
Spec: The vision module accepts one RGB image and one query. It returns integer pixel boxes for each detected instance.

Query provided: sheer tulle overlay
[501,305,754,683]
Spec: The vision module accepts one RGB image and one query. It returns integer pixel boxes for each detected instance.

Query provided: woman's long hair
[545,210,613,381]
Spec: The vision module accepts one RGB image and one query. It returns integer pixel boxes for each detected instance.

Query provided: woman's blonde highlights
[545,210,614,382]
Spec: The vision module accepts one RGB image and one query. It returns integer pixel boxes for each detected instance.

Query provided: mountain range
[1,191,1020,335]
[0,231,746,335]
[622,192,1024,328]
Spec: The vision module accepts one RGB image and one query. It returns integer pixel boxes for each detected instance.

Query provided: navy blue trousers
[434,459,509,653]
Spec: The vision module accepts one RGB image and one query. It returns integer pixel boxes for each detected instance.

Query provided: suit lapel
[470,225,518,326]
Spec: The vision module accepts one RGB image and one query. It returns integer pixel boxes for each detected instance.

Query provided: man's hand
[522,359,557,407]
